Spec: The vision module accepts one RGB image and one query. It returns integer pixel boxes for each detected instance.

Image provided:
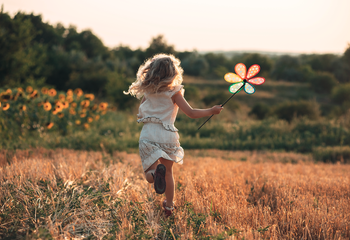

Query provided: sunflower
[58,113,64,118]
[87,117,93,123]
[59,94,65,101]
[66,96,73,103]
[98,102,108,111]
[95,115,100,120]
[84,93,95,101]
[83,123,89,129]
[67,89,73,96]
[61,101,69,109]
[26,86,33,93]
[43,102,52,111]
[55,102,63,112]
[48,88,57,97]
[2,103,10,111]
[74,88,83,97]
[19,105,26,111]
[30,90,38,99]
[69,108,76,115]
[71,102,77,108]
[0,93,11,102]
[80,113,86,118]
[17,87,24,92]
[92,104,97,110]
[75,120,81,125]
[45,122,54,129]
[52,109,58,115]
[80,100,90,108]
[41,87,48,94]
[0,102,1,107]
[6,89,12,94]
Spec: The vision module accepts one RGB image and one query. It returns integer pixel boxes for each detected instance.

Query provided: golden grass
[0,149,349,239]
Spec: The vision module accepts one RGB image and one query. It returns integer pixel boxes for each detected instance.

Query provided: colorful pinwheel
[198,63,265,130]
[224,63,265,94]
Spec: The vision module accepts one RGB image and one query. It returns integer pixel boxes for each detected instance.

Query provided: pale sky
[2,0,350,54]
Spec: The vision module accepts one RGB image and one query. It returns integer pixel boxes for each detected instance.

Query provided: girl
[124,54,223,216]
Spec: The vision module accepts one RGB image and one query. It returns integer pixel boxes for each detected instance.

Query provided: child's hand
[211,105,223,115]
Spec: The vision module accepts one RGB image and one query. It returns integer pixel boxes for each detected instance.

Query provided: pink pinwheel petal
[247,77,265,85]
[246,64,260,79]
[235,63,246,79]
[224,72,243,83]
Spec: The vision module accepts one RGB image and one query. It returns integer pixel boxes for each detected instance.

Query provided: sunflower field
[0,86,111,141]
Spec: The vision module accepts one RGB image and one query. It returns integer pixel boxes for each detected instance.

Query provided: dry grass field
[0,149,349,239]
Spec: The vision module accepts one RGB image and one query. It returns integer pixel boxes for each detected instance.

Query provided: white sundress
[137,85,185,172]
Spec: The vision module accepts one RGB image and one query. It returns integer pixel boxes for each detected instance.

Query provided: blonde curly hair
[124,53,183,99]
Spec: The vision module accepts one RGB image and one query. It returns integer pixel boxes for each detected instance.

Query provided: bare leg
[159,158,174,208]
[144,160,159,183]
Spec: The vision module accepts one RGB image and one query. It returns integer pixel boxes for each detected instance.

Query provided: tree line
[1,10,350,110]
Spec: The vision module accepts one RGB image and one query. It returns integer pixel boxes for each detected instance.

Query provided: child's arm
[172,92,223,119]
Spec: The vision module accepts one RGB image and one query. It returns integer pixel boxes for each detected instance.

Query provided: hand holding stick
[197,83,244,130]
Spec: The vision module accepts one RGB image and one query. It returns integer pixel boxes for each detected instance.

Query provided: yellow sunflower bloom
[41,87,48,94]
[55,102,63,112]
[74,88,83,97]
[95,115,100,120]
[0,93,11,102]
[59,94,65,101]
[71,102,77,108]
[69,108,76,115]
[75,120,81,125]
[48,88,57,97]
[26,86,33,93]
[6,89,12,94]
[67,89,73,96]
[20,105,26,111]
[80,100,90,108]
[45,122,54,129]
[66,96,73,103]
[30,90,39,99]
[83,123,89,129]
[87,117,93,123]
[62,101,69,109]
[84,93,95,101]
[43,102,52,111]
[2,103,10,111]
[58,113,64,118]
[98,102,108,111]
[80,113,86,118]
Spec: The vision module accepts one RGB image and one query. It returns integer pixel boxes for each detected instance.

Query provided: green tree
[273,100,320,122]
[309,72,338,94]
[270,55,302,81]
[242,53,273,76]
[145,35,176,59]
[181,52,209,76]
[0,11,47,87]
